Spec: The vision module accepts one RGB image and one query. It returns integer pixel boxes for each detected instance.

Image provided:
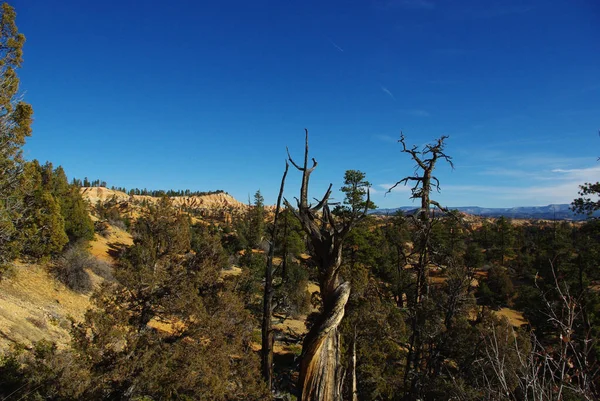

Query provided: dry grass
[89,224,133,264]
[0,219,134,351]
[0,262,89,351]
[496,307,528,327]
[221,265,243,277]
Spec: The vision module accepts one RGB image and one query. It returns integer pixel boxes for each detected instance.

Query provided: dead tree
[478,264,599,401]
[388,133,452,223]
[387,133,453,399]
[285,130,369,401]
[261,161,289,390]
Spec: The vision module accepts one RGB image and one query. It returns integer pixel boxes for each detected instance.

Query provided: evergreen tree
[66,197,267,400]
[51,166,95,243]
[248,189,265,248]
[334,170,376,218]
[0,2,32,272]
[477,265,514,308]
[490,216,515,265]
[19,161,68,259]
[572,182,600,216]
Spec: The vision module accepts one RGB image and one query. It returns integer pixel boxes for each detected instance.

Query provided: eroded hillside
[0,222,133,351]
[80,187,248,223]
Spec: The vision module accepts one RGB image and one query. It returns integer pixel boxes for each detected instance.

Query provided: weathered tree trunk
[298,281,350,401]
[387,133,453,400]
[261,162,289,390]
[351,325,358,401]
[285,130,368,401]
[295,230,350,401]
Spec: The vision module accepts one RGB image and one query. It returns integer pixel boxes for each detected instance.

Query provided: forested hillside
[1,2,600,401]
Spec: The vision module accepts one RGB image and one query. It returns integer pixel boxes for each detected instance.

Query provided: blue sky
[13,0,600,208]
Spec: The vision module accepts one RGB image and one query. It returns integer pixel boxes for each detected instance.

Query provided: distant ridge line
[371,204,598,221]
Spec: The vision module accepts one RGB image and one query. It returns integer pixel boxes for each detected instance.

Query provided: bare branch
[311,183,333,212]
[286,147,303,171]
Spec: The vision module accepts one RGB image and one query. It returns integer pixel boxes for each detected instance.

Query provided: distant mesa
[80,187,248,223]
[371,204,599,221]
[80,186,245,208]
[81,187,597,221]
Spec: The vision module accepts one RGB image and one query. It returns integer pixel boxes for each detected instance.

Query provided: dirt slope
[0,263,88,351]
[0,223,134,351]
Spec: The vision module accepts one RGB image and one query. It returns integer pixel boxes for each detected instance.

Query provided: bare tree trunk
[298,281,350,401]
[261,162,289,389]
[388,133,453,400]
[285,130,369,401]
[352,325,358,401]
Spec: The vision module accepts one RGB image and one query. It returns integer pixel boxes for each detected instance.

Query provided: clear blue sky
[13,0,600,208]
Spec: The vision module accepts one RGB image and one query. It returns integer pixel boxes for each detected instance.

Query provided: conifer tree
[51,166,94,243]
[68,197,268,400]
[19,161,68,259]
[0,2,32,271]
[249,189,265,248]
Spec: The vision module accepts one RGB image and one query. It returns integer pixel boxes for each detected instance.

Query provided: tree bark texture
[285,130,367,401]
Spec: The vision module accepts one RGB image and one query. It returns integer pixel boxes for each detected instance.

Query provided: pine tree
[51,166,94,243]
[248,189,265,248]
[68,197,267,400]
[19,161,68,259]
[0,2,32,271]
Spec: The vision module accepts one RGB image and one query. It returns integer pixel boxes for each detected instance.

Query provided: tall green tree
[51,166,95,243]
[0,2,32,271]
[248,189,265,248]
[491,216,515,265]
[334,170,376,218]
[19,161,68,259]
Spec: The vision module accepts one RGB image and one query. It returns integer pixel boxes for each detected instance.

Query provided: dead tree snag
[285,130,369,401]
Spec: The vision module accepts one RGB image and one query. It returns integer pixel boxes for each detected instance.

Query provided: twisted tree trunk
[298,281,350,401]
[285,130,368,401]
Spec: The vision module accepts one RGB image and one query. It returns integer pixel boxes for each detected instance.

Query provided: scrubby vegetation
[1,2,599,401]
[54,244,112,292]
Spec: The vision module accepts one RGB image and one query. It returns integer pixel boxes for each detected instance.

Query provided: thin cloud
[381,86,396,101]
[443,182,581,205]
[552,166,600,182]
[443,166,600,205]
[327,38,344,52]
[478,167,548,180]
[468,148,594,169]
[400,109,430,117]
[378,183,411,193]
[477,164,600,183]
[374,134,398,144]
